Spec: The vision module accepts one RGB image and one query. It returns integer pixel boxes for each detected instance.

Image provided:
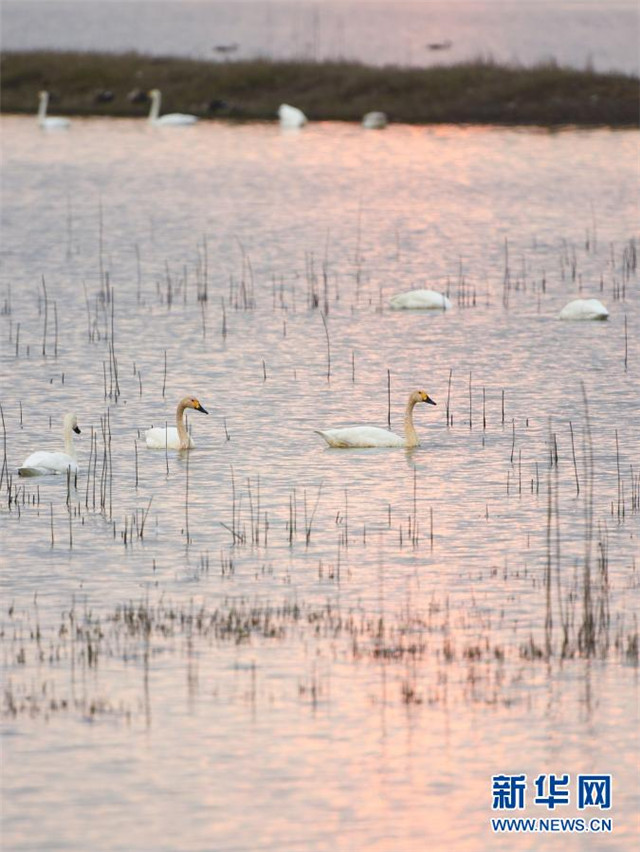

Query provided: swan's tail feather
[19,466,46,477]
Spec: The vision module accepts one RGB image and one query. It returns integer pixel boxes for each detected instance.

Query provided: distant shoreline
[1,50,638,127]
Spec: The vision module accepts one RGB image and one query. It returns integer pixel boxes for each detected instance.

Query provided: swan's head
[413,390,436,406]
[64,413,81,434]
[148,89,160,99]
[182,396,208,415]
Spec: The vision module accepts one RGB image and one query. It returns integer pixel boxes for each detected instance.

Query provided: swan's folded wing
[145,426,193,449]
[315,426,405,448]
[19,451,78,476]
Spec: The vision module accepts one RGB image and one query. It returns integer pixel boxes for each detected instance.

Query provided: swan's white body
[37,91,71,130]
[145,396,208,450]
[148,90,198,126]
[362,111,388,129]
[278,104,307,127]
[559,298,609,321]
[315,390,436,449]
[390,289,452,310]
[19,413,80,476]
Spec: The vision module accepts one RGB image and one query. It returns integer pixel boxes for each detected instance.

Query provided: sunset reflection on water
[1,114,638,851]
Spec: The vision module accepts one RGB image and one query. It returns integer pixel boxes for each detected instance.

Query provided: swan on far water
[19,413,81,476]
[148,89,198,126]
[145,397,209,450]
[315,390,436,448]
[558,298,609,321]
[362,111,388,129]
[390,289,452,310]
[37,91,71,129]
[278,104,307,128]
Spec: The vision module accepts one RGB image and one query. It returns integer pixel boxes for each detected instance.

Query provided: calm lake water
[2,0,639,74]
[0,115,638,850]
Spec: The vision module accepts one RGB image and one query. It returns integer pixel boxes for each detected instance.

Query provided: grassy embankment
[1,50,638,126]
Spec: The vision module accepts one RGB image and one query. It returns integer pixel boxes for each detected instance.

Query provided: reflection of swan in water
[390,289,452,310]
[559,298,609,321]
[315,390,437,448]
[148,89,198,126]
[37,91,71,129]
[145,397,209,449]
[19,413,81,476]
[278,104,307,128]
[362,111,388,129]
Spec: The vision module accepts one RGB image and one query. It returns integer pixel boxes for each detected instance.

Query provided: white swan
[37,91,71,130]
[148,90,198,126]
[362,111,388,129]
[19,413,80,476]
[278,104,307,128]
[145,396,208,450]
[559,298,609,321]
[315,390,436,448]
[390,289,452,311]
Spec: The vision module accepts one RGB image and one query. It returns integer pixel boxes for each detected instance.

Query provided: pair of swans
[19,397,208,477]
[390,291,609,321]
[37,89,198,128]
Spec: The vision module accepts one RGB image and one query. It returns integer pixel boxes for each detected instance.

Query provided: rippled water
[2,0,639,74]
[1,116,638,851]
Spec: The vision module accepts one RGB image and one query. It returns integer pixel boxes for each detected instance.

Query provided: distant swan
[559,298,609,321]
[19,413,80,476]
[145,396,209,450]
[278,104,307,128]
[315,390,436,448]
[362,111,388,129]
[148,89,198,126]
[390,289,452,310]
[37,91,71,130]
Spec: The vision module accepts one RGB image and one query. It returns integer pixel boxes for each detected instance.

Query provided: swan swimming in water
[362,111,388,129]
[145,397,209,450]
[315,390,436,448]
[278,104,307,128]
[558,298,609,321]
[19,413,81,476]
[148,90,198,126]
[390,289,452,310]
[37,91,71,130]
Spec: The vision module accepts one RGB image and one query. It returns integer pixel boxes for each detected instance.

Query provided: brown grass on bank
[1,50,638,126]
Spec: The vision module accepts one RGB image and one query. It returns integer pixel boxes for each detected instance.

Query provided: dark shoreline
[1,50,638,127]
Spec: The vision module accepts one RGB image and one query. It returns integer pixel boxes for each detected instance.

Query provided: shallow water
[0,115,638,850]
[2,0,639,74]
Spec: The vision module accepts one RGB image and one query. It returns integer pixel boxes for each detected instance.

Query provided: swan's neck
[63,425,77,458]
[38,93,48,122]
[403,398,420,448]
[175,402,190,449]
[149,92,160,122]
